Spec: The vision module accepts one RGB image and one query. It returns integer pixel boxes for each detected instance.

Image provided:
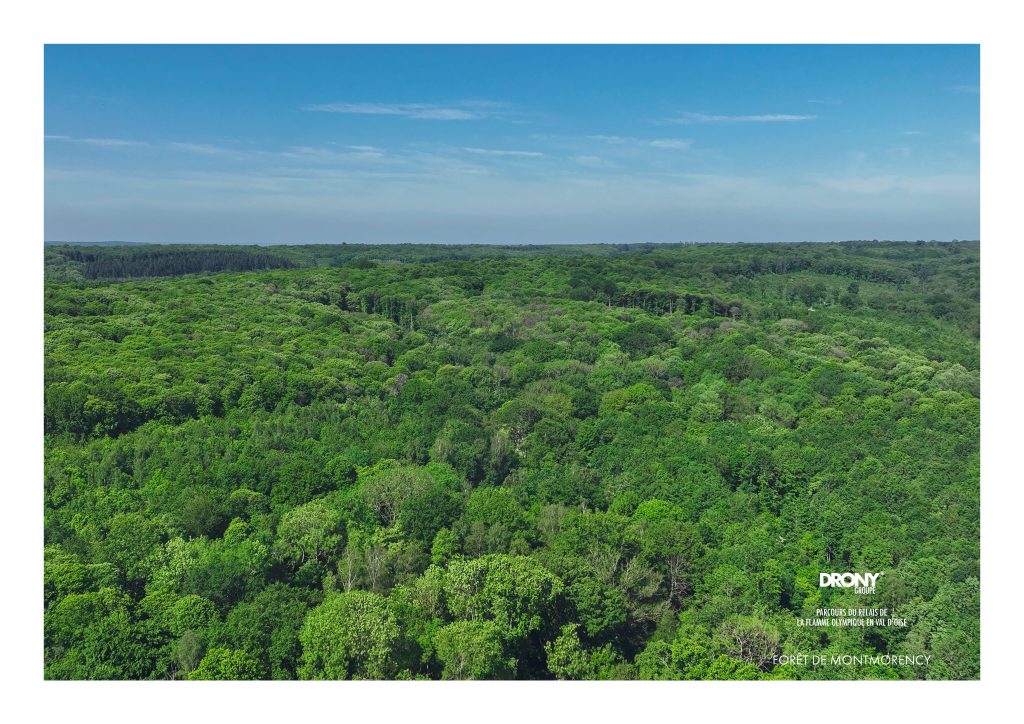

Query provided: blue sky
[45,45,979,244]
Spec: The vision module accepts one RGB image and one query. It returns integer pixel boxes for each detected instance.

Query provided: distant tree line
[54,247,295,279]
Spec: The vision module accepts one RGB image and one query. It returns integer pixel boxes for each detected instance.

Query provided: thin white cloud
[650,138,693,150]
[462,147,545,157]
[675,112,816,123]
[46,135,147,147]
[168,142,244,158]
[272,145,388,162]
[900,131,927,136]
[588,135,693,149]
[79,138,147,148]
[302,101,509,120]
[164,141,393,164]
[949,85,980,94]
[572,155,614,168]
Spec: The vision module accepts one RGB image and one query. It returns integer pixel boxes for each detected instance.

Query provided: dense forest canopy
[43,240,980,680]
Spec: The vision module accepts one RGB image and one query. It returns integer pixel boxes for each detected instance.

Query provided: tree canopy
[44,240,980,679]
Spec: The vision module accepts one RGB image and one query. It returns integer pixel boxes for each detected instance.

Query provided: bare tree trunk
[342,546,358,592]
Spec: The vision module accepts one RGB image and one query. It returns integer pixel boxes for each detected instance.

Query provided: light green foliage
[274,499,342,566]
[147,529,270,607]
[546,623,626,679]
[441,554,563,641]
[599,383,663,415]
[189,647,262,680]
[166,594,218,637]
[430,527,460,566]
[44,545,118,606]
[634,622,762,680]
[299,590,406,679]
[434,620,515,679]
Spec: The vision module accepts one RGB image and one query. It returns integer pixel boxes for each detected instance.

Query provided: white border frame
[5,2,1019,721]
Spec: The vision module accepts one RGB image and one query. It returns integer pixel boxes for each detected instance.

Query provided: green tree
[274,499,342,566]
[434,620,515,680]
[299,591,407,679]
[189,647,261,680]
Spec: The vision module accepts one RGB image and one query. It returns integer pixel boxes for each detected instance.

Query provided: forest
[43,240,980,680]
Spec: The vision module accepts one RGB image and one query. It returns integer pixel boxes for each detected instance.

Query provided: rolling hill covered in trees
[43,240,980,680]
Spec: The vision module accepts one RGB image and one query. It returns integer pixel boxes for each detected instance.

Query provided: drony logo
[820,572,883,595]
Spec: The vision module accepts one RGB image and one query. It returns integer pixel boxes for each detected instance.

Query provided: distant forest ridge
[45,239,980,281]
[51,247,297,279]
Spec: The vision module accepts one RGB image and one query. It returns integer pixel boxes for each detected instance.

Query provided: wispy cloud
[78,138,146,148]
[462,147,545,158]
[46,134,147,147]
[302,101,510,121]
[900,131,927,136]
[271,145,390,162]
[168,142,245,158]
[807,98,842,106]
[650,138,694,149]
[587,135,693,149]
[572,155,614,168]
[949,84,980,94]
[675,112,816,123]
[166,141,394,164]
[586,135,629,144]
